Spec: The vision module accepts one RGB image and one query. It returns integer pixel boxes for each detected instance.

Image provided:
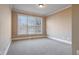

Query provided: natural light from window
[17,14,43,35]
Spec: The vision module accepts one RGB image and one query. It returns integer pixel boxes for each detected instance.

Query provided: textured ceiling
[12,4,71,16]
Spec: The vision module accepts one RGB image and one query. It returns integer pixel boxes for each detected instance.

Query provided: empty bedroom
[0,4,72,55]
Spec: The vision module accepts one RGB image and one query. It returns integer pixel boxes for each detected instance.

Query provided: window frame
[17,14,43,36]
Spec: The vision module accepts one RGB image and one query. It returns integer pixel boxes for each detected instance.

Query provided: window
[17,14,43,35]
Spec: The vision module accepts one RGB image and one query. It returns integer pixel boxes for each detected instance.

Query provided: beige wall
[72,5,79,55]
[0,5,11,54]
[46,8,72,42]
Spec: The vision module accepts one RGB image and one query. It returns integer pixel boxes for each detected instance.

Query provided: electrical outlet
[76,50,79,55]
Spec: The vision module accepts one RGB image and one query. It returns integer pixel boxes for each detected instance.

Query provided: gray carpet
[7,38,72,55]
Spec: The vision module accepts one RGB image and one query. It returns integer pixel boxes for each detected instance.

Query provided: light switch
[0,52,2,55]
[76,50,79,55]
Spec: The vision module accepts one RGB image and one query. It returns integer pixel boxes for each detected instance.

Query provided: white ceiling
[12,4,71,16]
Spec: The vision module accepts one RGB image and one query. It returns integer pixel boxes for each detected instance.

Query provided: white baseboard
[3,40,11,55]
[48,36,72,45]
